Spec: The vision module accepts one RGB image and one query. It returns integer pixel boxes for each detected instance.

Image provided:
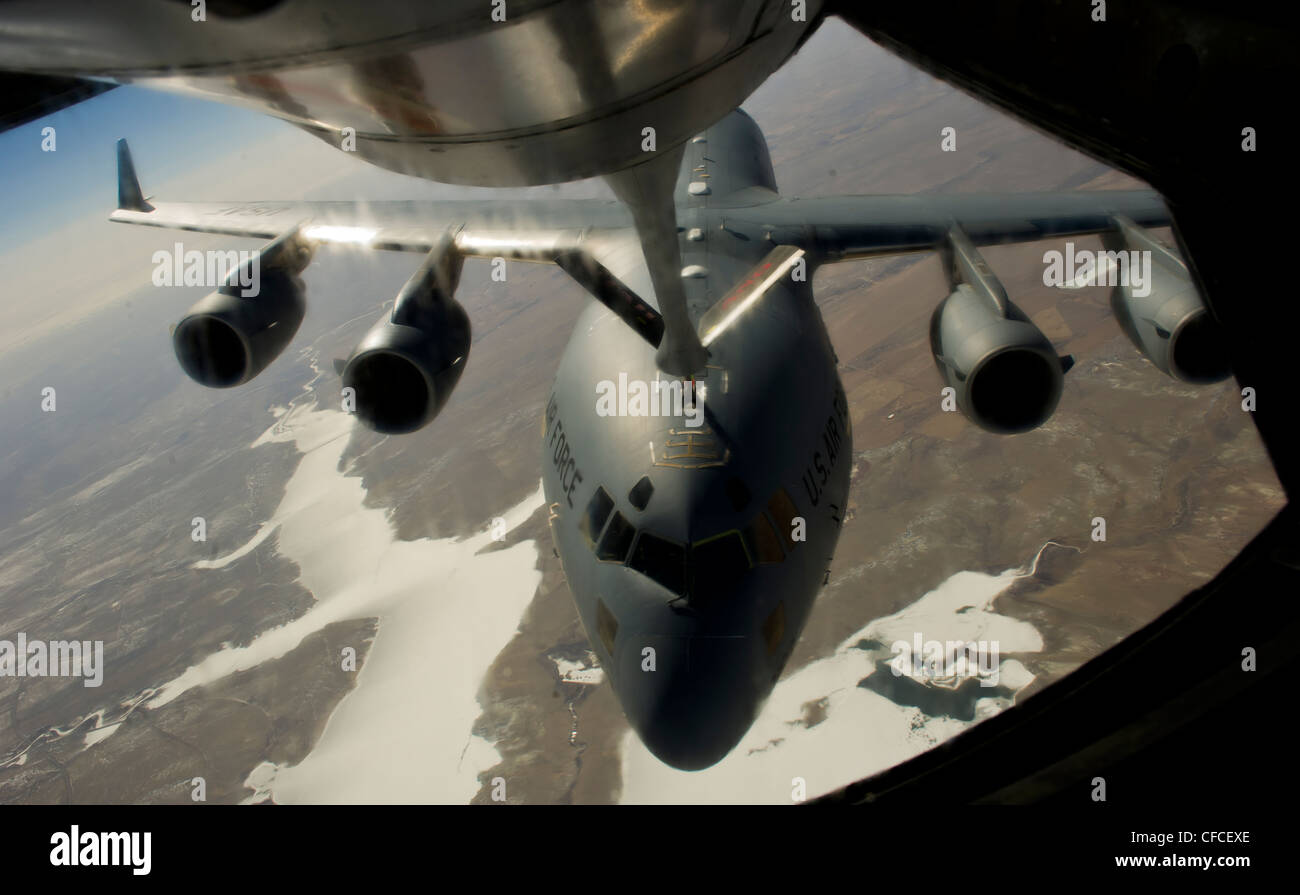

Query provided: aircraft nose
[622,630,764,771]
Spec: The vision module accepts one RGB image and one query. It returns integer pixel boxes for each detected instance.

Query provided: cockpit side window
[629,475,654,511]
[767,488,801,551]
[596,598,618,656]
[580,486,614,548]
[746,512,786,563]
[597,511,637,562]
[628,532,686,596]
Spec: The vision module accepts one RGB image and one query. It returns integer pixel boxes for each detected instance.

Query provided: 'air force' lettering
[801,384,850,507]
[545,394,585,508]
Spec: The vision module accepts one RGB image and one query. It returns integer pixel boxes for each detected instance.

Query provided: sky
[0,80,609,359]
[0,87,284,245]
[0,88,300,355]
[0,17,922,360]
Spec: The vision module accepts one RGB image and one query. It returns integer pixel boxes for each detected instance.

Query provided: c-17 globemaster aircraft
[107,106,1229,769]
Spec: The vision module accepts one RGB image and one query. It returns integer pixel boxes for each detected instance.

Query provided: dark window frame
[628,530,688,596]
[596,510,637,563]
[746,511,787,564]
[629,475,654,511]
[579,486,615,548]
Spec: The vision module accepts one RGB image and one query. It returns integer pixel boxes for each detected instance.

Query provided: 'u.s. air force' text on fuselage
[545,395,585,508]
[801,382,850,509]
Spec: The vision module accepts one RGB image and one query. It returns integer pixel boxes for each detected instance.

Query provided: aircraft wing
[110,139,663,346]
[112,137,632,255]
[113,197,632,257]
[752,189,1170,262]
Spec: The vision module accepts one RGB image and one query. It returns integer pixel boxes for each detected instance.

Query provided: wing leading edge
[110,138,1174,356]
[745,189,1171,263]
[110,139,663,340]
[110,139,634,257]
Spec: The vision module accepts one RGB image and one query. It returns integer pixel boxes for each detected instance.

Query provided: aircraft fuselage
[540,111,852,770]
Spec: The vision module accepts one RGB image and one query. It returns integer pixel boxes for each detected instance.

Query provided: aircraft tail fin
[116,138,154,212]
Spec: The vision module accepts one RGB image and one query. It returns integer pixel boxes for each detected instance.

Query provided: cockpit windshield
[597,511,636,562]
[580,487,614,548]
[686,531,750,606]
[625,529,756,606]
[584,481,797,605]
[628,532,686,596]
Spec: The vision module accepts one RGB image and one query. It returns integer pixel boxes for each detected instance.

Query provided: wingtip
[116,138,154,212]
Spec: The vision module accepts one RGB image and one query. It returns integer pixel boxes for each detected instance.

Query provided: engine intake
[931,287,1067,434]
[1104,215,1231,384]
[342,236,471,434]
[172,229,314,387]
[930,226,1069,434]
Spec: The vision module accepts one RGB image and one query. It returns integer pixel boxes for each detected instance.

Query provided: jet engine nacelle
[1104,216,1231,384]
[931,287,1067,434]
[172,229,314,388]
[931,227,1069,435]
[342,236,471,434]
